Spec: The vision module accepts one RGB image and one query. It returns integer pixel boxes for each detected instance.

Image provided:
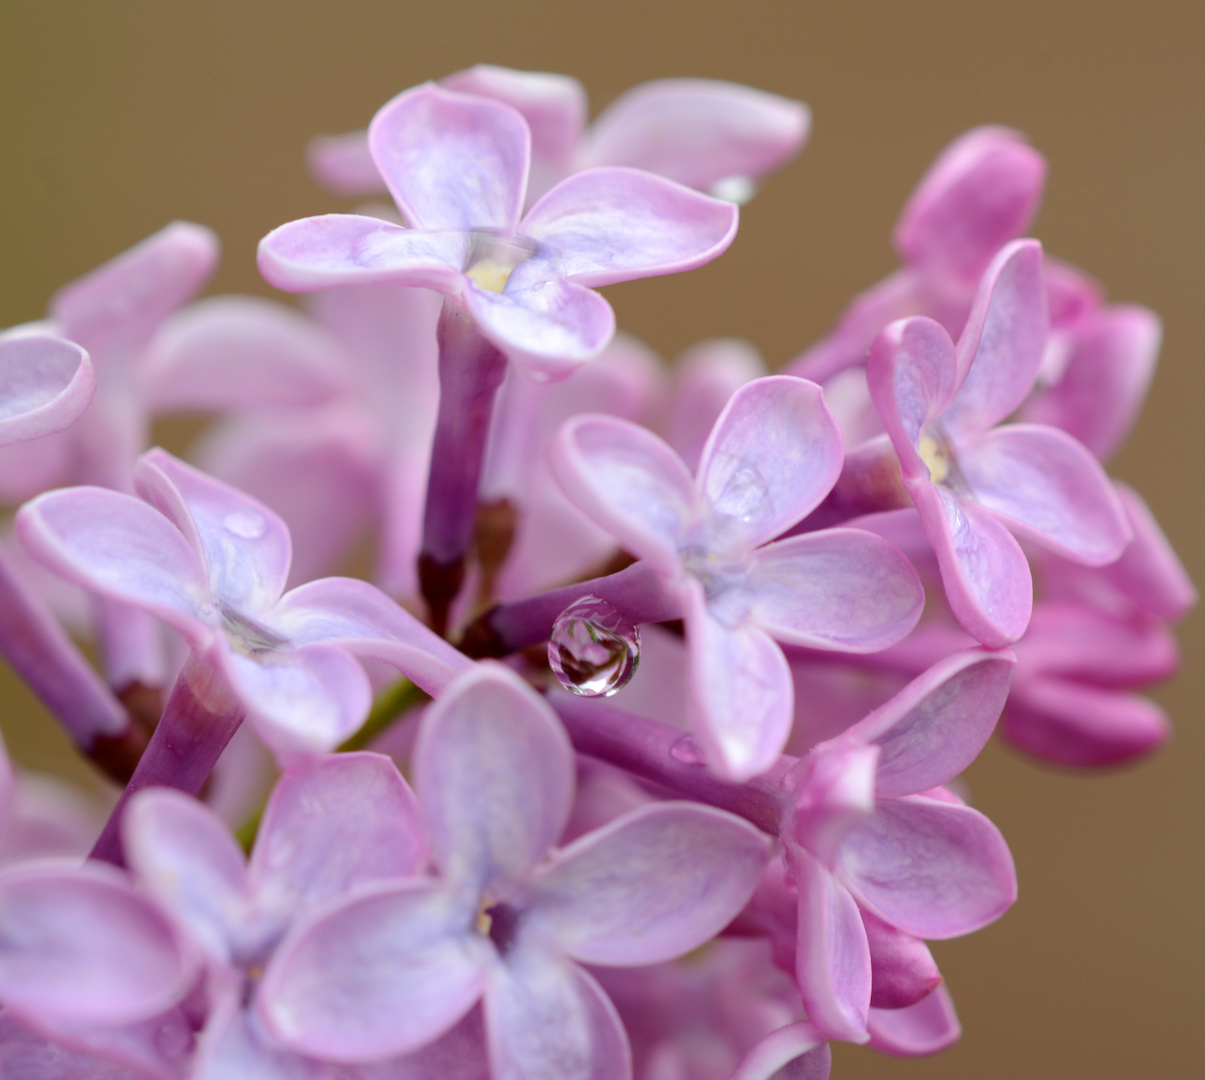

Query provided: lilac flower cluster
[0,64,1192,1080]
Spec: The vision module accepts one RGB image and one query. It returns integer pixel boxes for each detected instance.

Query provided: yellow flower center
[918,431,951,484]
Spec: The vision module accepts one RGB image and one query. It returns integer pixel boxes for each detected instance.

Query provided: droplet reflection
[548,596,640,698]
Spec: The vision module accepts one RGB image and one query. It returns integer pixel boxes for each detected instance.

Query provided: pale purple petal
[696,377,842,546]
[15,486,212,642]
[844,649,1014,797]
[866,985,960,1057]
[730,1022,830,1080]
[484,951,631,1080]
[944,240,1047,435]
[786,744,878,870]
[369,84,529,231]
[142,296,352,412]
[960,424,1129,565]
[250,753,429,911]
[50,222,219,358]
[839,795,1016,939]
[789,850,871,1043]
[551,415,697,576]
[893,127,1045,285]
[359,1007,490,1080]
[307,129,383,195]
[258,215,469,293]
[259,880,486,1062]
[0,335,94,446]
[135,449,293,611]
[527,803,769,964]
[581,79,809,197]
[414,666,574,896]
[743,530,924,652]
[520,167,737,288]
[193,996,333,1080]
[123,787,246,963]
[0,861,193,1025]
[685,583,794,781]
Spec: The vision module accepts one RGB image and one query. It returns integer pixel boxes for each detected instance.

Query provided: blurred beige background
[0,1,1201,1076]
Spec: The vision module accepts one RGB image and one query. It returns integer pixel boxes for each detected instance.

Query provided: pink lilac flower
[309,65,809,209]
[550,375,925,780]
[866,239,1130,646]
[256,665,771,1080]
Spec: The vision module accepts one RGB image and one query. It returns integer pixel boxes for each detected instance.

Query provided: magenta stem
[419,301,510,633]
[551,695,793,836]
[461,561,682,657]
[90,654,244,866]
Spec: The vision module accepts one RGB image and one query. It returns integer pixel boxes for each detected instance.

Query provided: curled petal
[696,377,843,546]
[863,910,942,1009]
[731,1023,831,1080]
[415,666,574,897]
[744,530,924,652]
[866,985,961,1057]
[582,79,809,198]
[0,335,94,447]
[960,424,1130,565]
[521,167,738,288]
[369,83,529,231]
[839,795,1016,940]
[528,802,769,965]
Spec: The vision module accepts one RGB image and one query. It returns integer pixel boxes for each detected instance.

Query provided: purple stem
[419,301,509,634]
[786,434,911,535]
[461,561,682,658]
[90,653,244,866]
[552,695,793,836]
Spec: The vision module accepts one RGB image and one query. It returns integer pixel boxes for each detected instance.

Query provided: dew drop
[669,734,705,765]
[548,596,640,698]
[710,175,758,205]
[223,508,267,539]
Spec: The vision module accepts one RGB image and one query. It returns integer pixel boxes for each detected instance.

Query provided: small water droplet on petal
[669,734,705,765]
[223,509,267,539]
[548,596,640,698]
[710,175,758,204]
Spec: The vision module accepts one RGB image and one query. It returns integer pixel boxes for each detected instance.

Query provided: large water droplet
[548,596,640,698]
[669,734,705,765]
[223,509,267,539]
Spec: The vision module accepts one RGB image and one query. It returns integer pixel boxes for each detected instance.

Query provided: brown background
[0,1,1201,1076]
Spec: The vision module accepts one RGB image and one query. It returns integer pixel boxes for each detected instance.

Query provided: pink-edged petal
[269,576,472,696]
[528,802,769,965]
[944,240,1047,435]
[864,910,942,1009]
[123,788,246,964]
[685,585,793,781]
[258,215,469,293]
[960,424,1130,565]
[843,649,1014,797]
[788,849,871,1043]
[259,880,486,1062]
[142,296,351,412]
[743,530,924,652]
[0,335,94,446]
[219,644,372,762]
[1003,679,1170,767]
[893,127,1046,285]
[730,1022,830,1080]
[838,795,1016,940]
[866,985,960,1057]
[0,861,193,1026]
[665,338,765,471]
[50,222,219,358]
[521,167,737,288]
[415,666,574,897]
[484,950,631,1080]
[307,129,383,195]
[551,415,696,575]
[250,752,428,910]
[135,449,293,612]
[581,79,809,198]
[908,483,1033,646]
[464,277,615,377]
[369,84,529,231]
[15,486,211,642]
[696,377,842,546]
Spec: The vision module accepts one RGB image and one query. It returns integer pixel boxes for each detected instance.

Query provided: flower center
[464,232,536,293]
[219,605,289,657]
[918,430,952,484]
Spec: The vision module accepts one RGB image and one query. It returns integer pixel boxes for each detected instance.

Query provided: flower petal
[307,129,383,195]
[696,377,842,547]
[193,995,332,1080]
[521,167,737,288]
[730,1021,831,1080]
[744,530,924,652]
[528,802,769,965]
[866,985,961,1057]
[839,795,1016,939]
[0,334,94,447]
[415,666,574,897]
[369,83,529,231]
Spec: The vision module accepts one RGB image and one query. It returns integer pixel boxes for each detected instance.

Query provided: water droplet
[669,734,705,765]
[223,509,267,539]
[548,596,640,698]
[710,175,758,205]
